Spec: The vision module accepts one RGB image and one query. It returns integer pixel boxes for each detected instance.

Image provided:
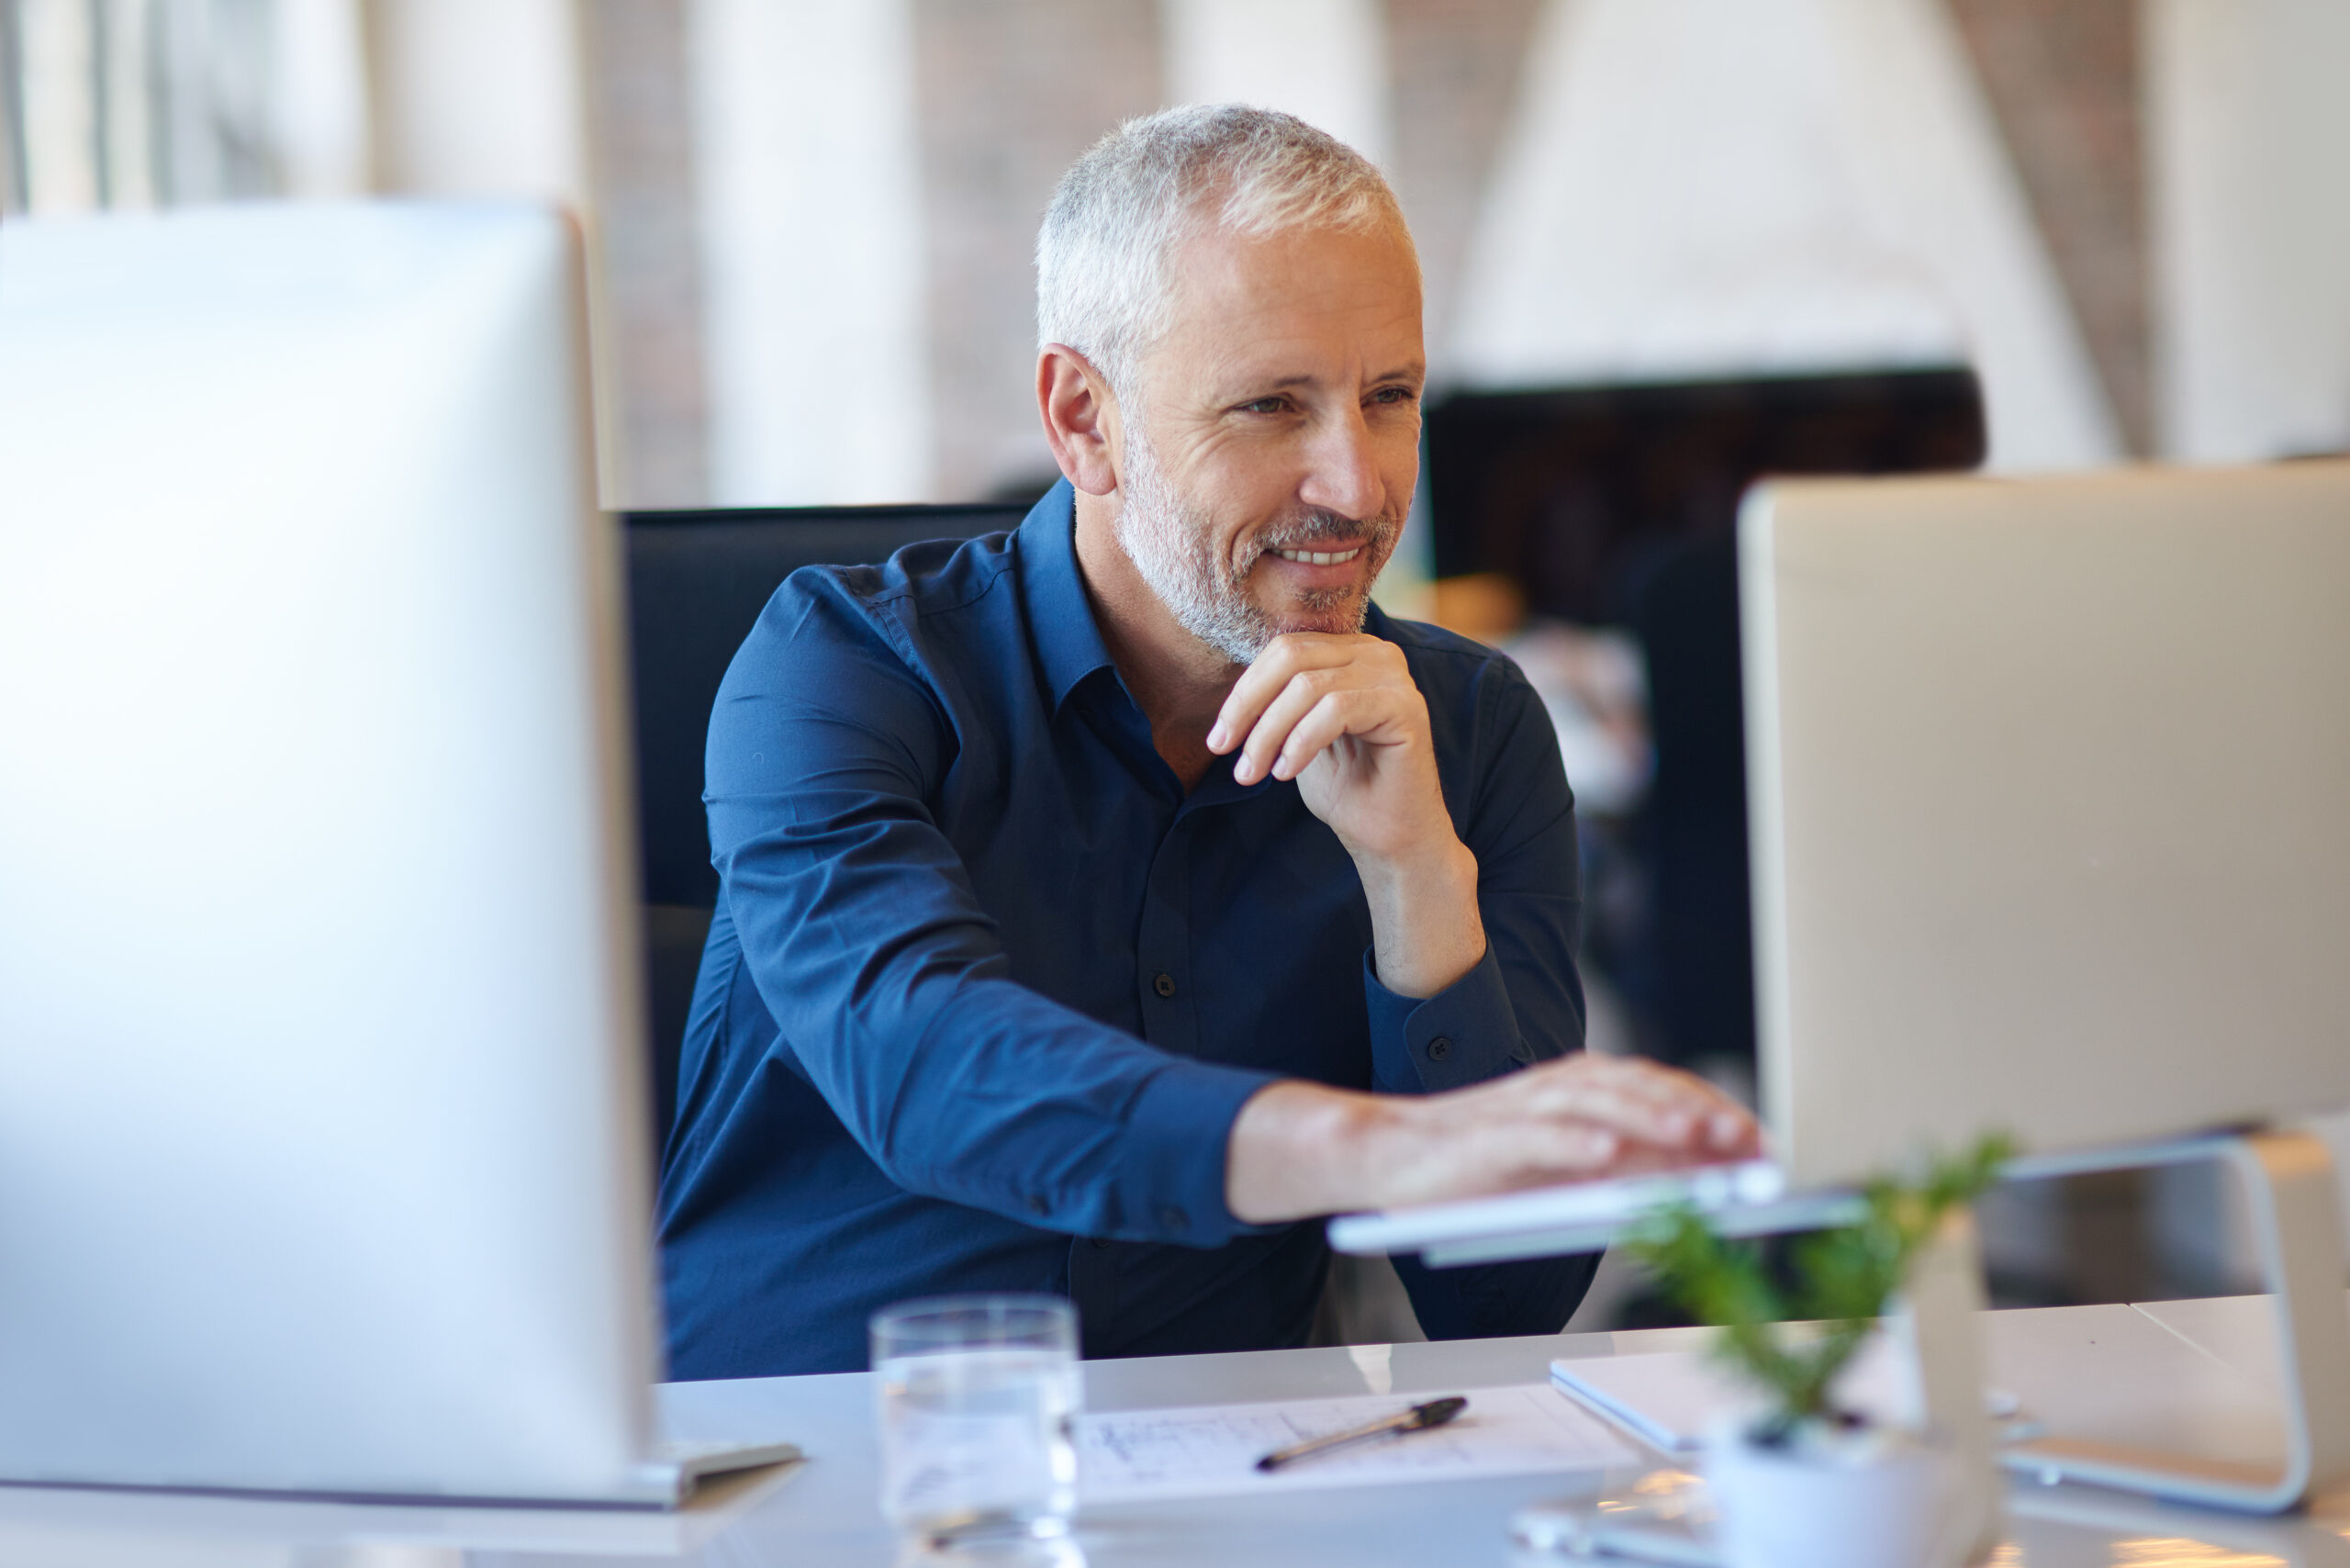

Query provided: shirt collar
[1016,478,1119,714]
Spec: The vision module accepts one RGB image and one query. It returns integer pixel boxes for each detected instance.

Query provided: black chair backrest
[624,502,1030,910]
[622,500,1028,1149]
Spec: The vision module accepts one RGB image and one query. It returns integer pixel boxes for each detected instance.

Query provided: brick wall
[1945,0,2150,455]
[913,0,1161,501]
[581,0,709,508]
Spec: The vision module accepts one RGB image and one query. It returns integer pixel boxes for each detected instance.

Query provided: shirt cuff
[1114,1056,1282,1248]
[1364,945,1532,1094]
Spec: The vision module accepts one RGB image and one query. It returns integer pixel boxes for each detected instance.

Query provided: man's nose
[1297,407,1384,524]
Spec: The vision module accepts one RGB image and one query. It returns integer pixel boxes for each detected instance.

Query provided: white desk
[6,1300,2348,1566]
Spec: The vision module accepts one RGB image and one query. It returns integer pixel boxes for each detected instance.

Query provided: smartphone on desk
[1510,1468,1719,1566]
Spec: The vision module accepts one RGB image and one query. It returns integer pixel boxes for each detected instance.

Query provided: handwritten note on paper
[1075,1383,1639,1505]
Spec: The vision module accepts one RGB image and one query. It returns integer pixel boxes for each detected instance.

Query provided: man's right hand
[1224,1053,1760,1225]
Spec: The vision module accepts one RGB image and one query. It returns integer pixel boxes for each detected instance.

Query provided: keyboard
[1326,1160,1864,1269]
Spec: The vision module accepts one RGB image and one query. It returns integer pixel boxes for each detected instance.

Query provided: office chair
[623,501,1030,1146]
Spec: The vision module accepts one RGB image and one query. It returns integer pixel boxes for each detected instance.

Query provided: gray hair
[1035,104,1414,404]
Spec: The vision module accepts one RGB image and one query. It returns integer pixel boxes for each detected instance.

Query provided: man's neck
[1071,490,1239,791]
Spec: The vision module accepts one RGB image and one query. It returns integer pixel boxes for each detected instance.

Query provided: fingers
[1254,686,1409,785]
[1208,633,1404,756]
[1205,633,1347,756]
[1232,668,1346,784]
[1510,1053,1762,1163]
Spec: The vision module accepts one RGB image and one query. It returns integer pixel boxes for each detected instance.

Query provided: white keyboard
[1326,1160,1865,1269]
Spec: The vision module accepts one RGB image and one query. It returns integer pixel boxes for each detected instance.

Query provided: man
[658,106,1755,1379]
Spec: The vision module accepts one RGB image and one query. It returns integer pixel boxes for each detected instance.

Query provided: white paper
[1075,1382,1639,1504]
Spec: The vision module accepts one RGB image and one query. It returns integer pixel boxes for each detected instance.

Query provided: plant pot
[1704,1419,1966,1568]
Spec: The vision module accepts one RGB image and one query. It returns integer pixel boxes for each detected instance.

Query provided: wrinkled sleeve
[1378,653,1601,1337]
[704,575,1276,1248]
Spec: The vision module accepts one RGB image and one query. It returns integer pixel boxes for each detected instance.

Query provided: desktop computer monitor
[1740,461,2350,1187]
[1335,459,2350,1261]
[0,203,722,1502]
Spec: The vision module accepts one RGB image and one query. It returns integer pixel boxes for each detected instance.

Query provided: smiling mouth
[1269,545,1364,566]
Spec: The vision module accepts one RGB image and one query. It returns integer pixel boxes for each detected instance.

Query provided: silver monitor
[1743,460,2350,1187]
[0,203,765,1503]
[1334,458,2350,1259]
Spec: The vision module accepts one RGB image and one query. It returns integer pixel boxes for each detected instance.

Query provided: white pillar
[271,0,370,200]
[364,0,586,207]
[19,0,100,213]
[96,0,157,207]
[1160,0,1393,171]
[688,0,932,506]
[2147,0,2350,463]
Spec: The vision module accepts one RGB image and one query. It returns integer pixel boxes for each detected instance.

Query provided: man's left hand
[1207,633,1483,997]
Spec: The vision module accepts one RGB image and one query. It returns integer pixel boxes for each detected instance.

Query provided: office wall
[687,0,933,508]
[2,0,2224,503]
[578,0,707,510]
[2147,0,2350,463]
[1945,0,2148,457]
[912,0,1160,506]
[1449,0,2119,475]
[363,0,585,204]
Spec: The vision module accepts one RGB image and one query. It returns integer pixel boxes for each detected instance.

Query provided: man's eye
[1371,386,1419,408]
[1240,397,1289,415]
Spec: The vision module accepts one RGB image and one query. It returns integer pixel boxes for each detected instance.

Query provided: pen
[1254,1395,1470,1472]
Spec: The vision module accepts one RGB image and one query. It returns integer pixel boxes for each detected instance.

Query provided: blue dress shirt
[657,481,1597,1378]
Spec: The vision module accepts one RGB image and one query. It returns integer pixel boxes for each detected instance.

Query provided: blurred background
[6,0,2346,1329]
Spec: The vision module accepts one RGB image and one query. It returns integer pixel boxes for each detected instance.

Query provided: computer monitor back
[1742,462,2350,1189]
[0,203,661,1500]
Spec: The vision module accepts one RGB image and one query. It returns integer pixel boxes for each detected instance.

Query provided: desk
[5,1300,2346,1566]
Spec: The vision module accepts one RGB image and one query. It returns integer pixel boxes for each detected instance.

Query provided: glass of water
[871,1294,1080,1542]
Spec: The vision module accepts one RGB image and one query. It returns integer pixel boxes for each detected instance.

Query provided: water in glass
[872,1296,1080,1540]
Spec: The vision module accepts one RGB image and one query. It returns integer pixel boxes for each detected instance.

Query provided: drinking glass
[871,1294,1081,1541]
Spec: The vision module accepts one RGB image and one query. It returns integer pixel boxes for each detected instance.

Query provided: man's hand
[1225,1054,1763,1225]
[1206,633,1483,998]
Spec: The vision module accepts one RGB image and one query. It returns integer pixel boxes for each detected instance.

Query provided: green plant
[1625,1135,2011,1444]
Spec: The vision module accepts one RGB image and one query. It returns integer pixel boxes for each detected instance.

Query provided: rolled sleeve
[1111,1060,1281,1245]
[1363,946,1534,1094]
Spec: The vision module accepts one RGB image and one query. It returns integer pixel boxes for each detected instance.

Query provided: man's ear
[1036,344,1122,498]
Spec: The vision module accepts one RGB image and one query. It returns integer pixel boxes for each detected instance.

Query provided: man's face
[1112,218,1426,666]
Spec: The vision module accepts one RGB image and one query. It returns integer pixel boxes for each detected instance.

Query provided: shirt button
[1152,972,1176,998]
[1160,1206,1187,1231]
[1427,1036,1453,1062]
[1027,1195,1048,1216]
[1090,1236,1113,1250]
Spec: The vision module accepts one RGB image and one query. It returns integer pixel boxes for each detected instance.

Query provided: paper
[1075,1382,1639,1504]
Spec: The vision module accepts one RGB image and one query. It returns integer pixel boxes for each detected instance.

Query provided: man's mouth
[1268,544,1364,566]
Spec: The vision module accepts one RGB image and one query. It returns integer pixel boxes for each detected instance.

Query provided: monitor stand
[1992,1128,2350,1513]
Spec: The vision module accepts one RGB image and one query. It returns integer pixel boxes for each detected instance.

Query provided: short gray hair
[1035,104,1414,403]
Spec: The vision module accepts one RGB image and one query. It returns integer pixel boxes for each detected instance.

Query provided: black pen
[1254,1395,1470,1473]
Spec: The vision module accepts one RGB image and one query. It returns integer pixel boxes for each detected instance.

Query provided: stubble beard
[1113,421,1401,666]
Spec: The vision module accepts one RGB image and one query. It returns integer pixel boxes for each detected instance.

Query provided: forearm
[1353,834,1486,1000]
[1225,1074,1603,1224]
[1224,1081,1395,1224]
[1225,1055,1758,1225]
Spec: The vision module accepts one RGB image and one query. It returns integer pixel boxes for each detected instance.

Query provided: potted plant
[1626,1137,2009,1568]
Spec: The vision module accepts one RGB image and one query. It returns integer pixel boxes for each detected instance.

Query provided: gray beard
[1113,426,1395,666]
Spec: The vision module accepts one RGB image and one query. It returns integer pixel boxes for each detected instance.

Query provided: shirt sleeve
[703,575,1276,1248]
[1378,647,1600,1338]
